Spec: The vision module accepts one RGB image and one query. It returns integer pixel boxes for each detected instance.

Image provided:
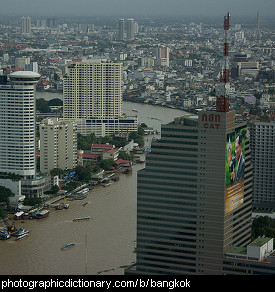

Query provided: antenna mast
[216,12,230,112]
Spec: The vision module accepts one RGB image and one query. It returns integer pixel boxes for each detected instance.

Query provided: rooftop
[9,71,41,79]
[248,237,272,247]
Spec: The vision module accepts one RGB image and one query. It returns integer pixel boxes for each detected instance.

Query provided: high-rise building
[126,111,260,274]
[0,71,51,197]
[118,19,124,40]
[127,19,135,41]
[0,71,40,178]
[40,118,78,174]
[155,46,170,67]
[62,59,137,136]
[250,121,275,208]
[125,12,275,275]
[25,62,39,73]
[15,57,30,69]
[21,16,31,35]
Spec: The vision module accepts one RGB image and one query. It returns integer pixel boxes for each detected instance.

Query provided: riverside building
[125,111,275,275]
[0,71,50,197]
[39,118,78,174]
[62,59,137,136]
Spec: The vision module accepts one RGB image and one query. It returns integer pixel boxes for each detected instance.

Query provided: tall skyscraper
[62,59,137,136]
[155,46,170,67]
[0,71,40,178]
[125,110,260,274]
[40,118,78,174]
[250,121,275,208]
[21,16,31,35]
[257,11,260,42]
[127,19,135,41]
[118,19,125,40]
[126,12,275,275]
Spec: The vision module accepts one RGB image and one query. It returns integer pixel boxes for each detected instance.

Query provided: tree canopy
[252,216,275,241]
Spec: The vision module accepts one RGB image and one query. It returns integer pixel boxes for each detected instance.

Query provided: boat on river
[62,242,75,249]
[16,233,29,241]
[73,216,91,222]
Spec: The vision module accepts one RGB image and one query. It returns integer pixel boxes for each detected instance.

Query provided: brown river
[0,96,187,275]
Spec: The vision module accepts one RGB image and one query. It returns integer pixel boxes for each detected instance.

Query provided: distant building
[15,57,30,69]
[25,62,39,73]
[21,16,31,35]
[118,19,124,40]
[127,19,135,41]
[231,50,259,78]
[155,46,170,67]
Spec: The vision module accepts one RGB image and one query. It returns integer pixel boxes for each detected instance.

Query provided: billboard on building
[225,127,246,215]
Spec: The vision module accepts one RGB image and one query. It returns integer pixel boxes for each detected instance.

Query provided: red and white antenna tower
[216,12,230,112]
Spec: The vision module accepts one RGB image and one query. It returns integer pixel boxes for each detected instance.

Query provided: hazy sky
[0,0,274,18]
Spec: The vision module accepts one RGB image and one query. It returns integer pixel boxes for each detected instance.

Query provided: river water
[0,92,187,275]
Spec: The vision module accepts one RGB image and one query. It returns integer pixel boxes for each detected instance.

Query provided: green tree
[50,185,60,194]
[36,98,51,113]
[50,168,64,177]
[48,98,63,106]
[99,159,114,171]
[252,216,275,240]
[75,165,92,182]
[118,152,134,161]
[23,196,42,207]
[0,186,15,204]
[77,133,97,150]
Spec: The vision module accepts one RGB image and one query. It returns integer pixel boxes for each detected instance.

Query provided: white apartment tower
[21,16,31,35]
[63,59,137,136]
[40,118,78,174]
[0,71,40,178]
[127,19,135,41]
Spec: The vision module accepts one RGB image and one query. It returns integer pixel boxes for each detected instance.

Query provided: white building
[0,71,40,178]
[21,16,31,35]
[40,118,78,174]
[62,59,137,136]
[15,57,30,69]
[127,19,135,41]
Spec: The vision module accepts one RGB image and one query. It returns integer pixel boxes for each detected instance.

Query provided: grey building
[250,121,275,208]
[126,111,275,275]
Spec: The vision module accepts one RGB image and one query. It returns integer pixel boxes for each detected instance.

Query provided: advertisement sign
[225,127,246,215]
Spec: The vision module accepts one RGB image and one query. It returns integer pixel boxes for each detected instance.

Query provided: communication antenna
[216,12,230,112]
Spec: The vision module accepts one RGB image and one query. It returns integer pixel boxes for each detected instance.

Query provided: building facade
[127,19,135,41]
[0,71,40,178]
[21,16,31,35]
[62,59,137,136]
[125,111,275,275]
[0,71,51,197]
[250,121,275,207]
[40,118,78,174]
[118,19,124,40]
[155,46,170,67]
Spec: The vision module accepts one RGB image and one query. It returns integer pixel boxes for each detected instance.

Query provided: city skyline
[0,0,274,17]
